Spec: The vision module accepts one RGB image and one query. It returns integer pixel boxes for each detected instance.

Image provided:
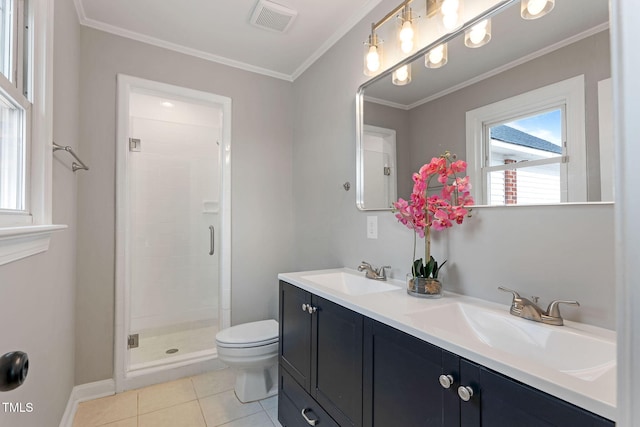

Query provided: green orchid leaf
[434,259,447,279]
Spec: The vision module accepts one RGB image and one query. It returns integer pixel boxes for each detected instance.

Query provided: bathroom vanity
[277,269,615,427]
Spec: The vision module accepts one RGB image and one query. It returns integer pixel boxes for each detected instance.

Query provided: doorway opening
[115,75,231,390]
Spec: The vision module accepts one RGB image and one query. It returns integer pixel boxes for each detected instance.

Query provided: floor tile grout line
[137,391,140,427]
[216,409,270,427]
[192,377,210,426]
[137,396,200,417]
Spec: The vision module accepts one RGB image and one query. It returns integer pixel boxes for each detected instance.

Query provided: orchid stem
[426,225,431,271]
[412,231,417,277]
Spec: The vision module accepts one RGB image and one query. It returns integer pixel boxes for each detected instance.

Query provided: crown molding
[363,95,410,110]
[72,0,293,82]
[73,0,383,83]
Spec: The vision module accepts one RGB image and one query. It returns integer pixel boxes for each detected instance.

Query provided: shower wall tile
[130,116,219,332]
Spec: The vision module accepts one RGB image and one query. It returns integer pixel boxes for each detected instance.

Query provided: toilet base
[233,363,278,403]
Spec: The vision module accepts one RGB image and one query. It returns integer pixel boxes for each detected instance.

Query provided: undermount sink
[301,272,402,296]
[404,302,615,381]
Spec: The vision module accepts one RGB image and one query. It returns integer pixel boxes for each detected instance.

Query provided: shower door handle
[209,225,215,255]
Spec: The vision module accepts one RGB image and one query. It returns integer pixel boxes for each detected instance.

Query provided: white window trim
[465,75,587,205]
[0,0,66,266]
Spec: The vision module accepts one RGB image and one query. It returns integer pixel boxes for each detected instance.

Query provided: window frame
[0,0,65,266]
[465,75,587,206]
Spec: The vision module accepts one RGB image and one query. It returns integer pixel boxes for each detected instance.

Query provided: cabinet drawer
[279,366,339,427]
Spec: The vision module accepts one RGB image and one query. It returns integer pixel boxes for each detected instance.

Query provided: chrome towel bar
[52,142,89,172]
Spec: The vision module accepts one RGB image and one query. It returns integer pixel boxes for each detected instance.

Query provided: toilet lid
[216,319,279,348]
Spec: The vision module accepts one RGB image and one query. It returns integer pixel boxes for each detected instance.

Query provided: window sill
[0,224,67,266]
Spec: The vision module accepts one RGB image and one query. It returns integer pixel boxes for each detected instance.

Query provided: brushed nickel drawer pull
[301,408,318,426]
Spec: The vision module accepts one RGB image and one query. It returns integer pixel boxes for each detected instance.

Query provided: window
[0,0,62,266]
[0,0,30,221]
[486,109,564,205]
[466,75,586,205]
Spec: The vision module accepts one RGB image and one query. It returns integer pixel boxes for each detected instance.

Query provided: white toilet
[215,319,279,403]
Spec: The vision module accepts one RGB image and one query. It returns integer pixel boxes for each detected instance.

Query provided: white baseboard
[58,379,116,427]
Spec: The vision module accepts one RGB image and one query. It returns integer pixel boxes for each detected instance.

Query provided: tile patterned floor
[72,368,281,427]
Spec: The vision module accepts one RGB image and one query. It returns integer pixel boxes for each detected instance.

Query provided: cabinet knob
[307,305,317,314]
[301,408,318,426]
[458,385,474,402]
[439,374,454,389]
[302,303,309,312]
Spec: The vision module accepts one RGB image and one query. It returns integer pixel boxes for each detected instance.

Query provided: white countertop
[278,268,616,421]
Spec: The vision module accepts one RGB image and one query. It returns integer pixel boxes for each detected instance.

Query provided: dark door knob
[0,351,29,391]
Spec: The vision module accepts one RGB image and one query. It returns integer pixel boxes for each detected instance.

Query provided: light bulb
[399,21,414,43]
[401,40,413,54]
[526,0,547,16]
[366,45,380,72]
[395,65,409,82]
[469,21,487,45]
[441,0,459,15]
[428,45,444,64]
[443,12,459,30]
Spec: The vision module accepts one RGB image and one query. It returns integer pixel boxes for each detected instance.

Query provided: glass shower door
[127,91,222,370]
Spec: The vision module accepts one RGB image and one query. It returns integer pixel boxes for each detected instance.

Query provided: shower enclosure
[115,75,231,390]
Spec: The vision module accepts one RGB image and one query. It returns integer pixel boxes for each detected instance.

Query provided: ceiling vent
[250,0,298,33]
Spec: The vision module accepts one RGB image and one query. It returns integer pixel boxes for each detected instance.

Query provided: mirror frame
[356,0,519,211]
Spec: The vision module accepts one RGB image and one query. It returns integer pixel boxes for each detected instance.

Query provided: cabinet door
[363,319,460,427]
[311,295,363,427]
[279,281,312,392]
[459,359,615,427]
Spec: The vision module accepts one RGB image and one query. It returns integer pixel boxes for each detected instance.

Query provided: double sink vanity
[277,268,616,426]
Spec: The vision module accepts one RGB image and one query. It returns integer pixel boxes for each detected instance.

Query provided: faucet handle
[498,286,526,312]
[546,300,580,318]
[376,266,391,279]
[498,286,522,300]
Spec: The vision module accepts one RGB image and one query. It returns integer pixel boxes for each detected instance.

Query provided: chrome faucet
[357,262,390,281]
[498,286,580,326]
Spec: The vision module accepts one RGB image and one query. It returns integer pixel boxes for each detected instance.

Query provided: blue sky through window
[504,109,562,146]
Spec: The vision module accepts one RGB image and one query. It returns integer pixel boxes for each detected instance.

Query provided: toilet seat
[216,319,279,348]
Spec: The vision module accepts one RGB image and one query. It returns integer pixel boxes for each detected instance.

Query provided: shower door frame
[114,74,231,392]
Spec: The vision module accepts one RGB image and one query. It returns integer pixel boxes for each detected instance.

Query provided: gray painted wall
[75,28,295,384]
[0,0,80,425]
[292,0,615,329]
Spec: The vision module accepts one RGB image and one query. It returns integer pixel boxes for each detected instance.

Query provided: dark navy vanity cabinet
[278,280,614,427]
[279,280,364,427]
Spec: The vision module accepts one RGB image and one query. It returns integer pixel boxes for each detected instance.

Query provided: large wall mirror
[356,0,610,210]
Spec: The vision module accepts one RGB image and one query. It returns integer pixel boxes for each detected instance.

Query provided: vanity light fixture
[521,0,554,19]
[425,43,448,68]
[363,0,416,76]
[464,18,491,48]
[364,0,554,78]
[392,64,412,85]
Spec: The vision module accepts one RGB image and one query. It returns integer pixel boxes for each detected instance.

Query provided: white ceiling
[73,0,383,81]
[73,0,608,89]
